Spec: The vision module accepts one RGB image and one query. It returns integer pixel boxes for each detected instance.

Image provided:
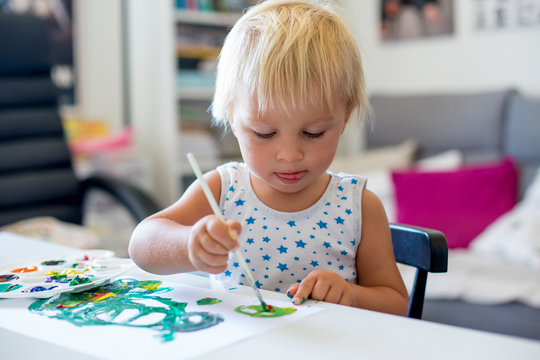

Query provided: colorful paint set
[0,249,133,298]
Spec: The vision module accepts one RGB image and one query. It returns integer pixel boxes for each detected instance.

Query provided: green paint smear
[29,278,224,342]
[0,283,22,292]
[234,304,296,318]
[197,297,222,305]
[68,275,93,286]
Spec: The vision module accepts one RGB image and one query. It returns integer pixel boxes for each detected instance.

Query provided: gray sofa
[367,89,540,340]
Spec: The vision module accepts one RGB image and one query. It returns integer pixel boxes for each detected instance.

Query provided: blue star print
[323,241,331,248]
[246,216,256,224]
[255,280,263,288]
[246,238,254,244]
[338,185,344,192]
[234,199,245,206]
[351,179,357,184]
[277,245,288,254]
[335,216,345,225]
[225,270,231,277]
[229,185,235,192]
[262,236,270,243]
[277,263,289,272]
[287,220,296,227]
[345,209,352,215]
[316,220,328,229]
[262,254,271,261]
[295,240,307,248]
[310,260,319,267]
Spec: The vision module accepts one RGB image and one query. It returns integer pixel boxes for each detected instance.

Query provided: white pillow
[329,139,417,175]
[414,149,463,170]
[470,167,540,267]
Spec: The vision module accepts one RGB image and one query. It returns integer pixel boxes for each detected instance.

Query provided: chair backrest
[390,223,448,319]
[0,14,84,226]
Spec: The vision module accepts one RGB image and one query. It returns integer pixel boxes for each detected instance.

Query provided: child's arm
[128,170,241,275]
[287,189,409,315]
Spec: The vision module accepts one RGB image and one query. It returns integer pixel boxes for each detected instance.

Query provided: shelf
[177,87,214,100]
[176,44,221,59]
[176,69,215,100]
[175,9,241,27]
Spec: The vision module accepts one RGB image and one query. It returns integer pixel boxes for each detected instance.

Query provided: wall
[339,0,540,97]
[74,0,124,131]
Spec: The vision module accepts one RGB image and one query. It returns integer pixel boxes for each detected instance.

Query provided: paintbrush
[187,153,269,311]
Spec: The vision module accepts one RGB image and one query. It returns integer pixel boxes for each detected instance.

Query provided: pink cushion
[391,158,518,249]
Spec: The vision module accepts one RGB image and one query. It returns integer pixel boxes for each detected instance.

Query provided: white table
[1,232,540,360]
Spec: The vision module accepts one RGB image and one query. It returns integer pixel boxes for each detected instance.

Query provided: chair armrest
[81,175,161,223]
[390,223,448,273]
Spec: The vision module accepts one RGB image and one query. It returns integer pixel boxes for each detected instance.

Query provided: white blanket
[399,250,540,308]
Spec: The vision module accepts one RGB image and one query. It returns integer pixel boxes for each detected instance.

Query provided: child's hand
[286,270,354,306]
[188,215,241,274]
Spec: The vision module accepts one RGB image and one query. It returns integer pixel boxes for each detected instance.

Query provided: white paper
[0,277,323,359]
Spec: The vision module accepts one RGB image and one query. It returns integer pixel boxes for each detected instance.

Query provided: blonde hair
[211,0,370,128]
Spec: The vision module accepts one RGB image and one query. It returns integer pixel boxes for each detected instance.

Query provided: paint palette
[0,249,134,298]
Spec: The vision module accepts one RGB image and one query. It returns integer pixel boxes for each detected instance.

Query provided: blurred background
[1,0,539,255]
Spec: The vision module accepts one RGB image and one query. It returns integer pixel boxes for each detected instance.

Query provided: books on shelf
[176,0,257,12]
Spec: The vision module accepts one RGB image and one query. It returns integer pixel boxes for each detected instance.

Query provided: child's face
[229,91,350,197]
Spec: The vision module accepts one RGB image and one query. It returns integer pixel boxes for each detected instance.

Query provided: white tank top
[215,162,366,293]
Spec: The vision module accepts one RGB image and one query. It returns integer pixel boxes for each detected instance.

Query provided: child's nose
[276,140,303,162]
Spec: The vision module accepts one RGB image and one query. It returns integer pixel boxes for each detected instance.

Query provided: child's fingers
[286,283,300,299]
[310,279,331,302]
[225,220,242,247]
[321,285,342,304]
[189,238,229,273]
[199,232,230,255]
[206,217,239,250]
[292,274,317,305]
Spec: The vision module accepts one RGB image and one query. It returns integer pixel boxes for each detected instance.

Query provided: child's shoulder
[328,170,367,188]
[217,161,247,176]
[216,161,249,186]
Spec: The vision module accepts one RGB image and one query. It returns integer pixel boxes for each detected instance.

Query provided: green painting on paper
[29,278,223,342]
[196,297,222,305]
[234,304,296,318]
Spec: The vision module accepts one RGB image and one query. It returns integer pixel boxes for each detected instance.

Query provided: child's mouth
[275,171,306,184]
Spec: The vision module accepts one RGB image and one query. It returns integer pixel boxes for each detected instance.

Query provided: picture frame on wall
[380,0,454,42]
[474,0,540,30]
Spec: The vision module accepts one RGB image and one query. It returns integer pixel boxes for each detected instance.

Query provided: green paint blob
[196,297,222,305]
[234,304,296,318]
[0,283,22,292]
[29,278,224,342]
[68,275,92,287]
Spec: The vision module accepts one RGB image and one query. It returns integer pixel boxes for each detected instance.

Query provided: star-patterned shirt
[215,162,366,294]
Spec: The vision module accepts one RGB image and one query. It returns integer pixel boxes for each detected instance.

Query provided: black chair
[390,223,448,319]
[0,13,160,228]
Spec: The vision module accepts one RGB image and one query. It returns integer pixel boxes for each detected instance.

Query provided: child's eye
[303,131,325,139]
[253,131,276,139]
